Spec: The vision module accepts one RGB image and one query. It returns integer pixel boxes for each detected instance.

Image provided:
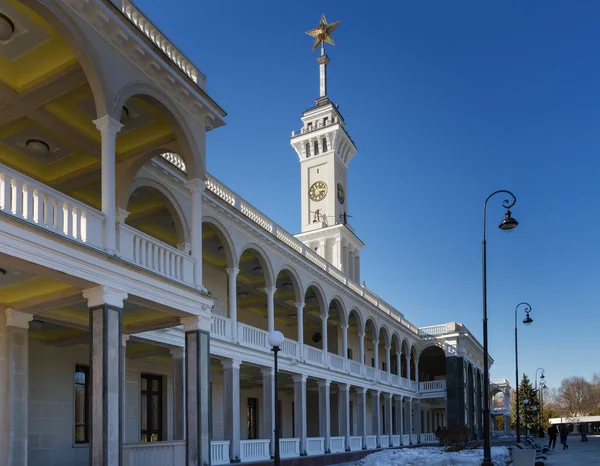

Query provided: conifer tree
[510,374,540,435]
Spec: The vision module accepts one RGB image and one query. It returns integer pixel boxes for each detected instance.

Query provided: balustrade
[304,345,324,365]
[211,314,233,340]
[402,434,411,445]
[365,435,377,449]
[419,380,446,392]
[391,435,401,447]
[365,366,376,380]
[240,439,270,462]
[281,338,299,358]
[410,434,419,445]
[123,441,185,466]
[210,441,230,465]
[328,353,345,372]
[348,360,362,376]
[349,436,363,451]
[421,433,438,444]
[279,438,300,458]
[306,437,324,455]
[238,323,269,350]
[380,435,390,447]
[378,369,390,383]
[330,436,345,453]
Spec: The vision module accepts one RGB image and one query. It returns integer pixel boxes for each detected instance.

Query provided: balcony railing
[419,380,447,392]
[421,433,438,444]
[380,435,390,447]
[306,437,324,456]
[240,439,270,462]
[349,436,362,451]
[304,345,324,365]
[402,434,411,445]
[123,441,185,466]
[329,353,345,371]
[211,441,230,465]
[279,438,300,458]
[330,436,345,453]
[391,435,401,447]
[365,435,377,449]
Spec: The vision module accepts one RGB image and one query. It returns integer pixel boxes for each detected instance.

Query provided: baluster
[65,205,74,238]
[23,184,33,220]
[54,200,64,234]
[43,194,53,229]
[11,178,23,217]
[32,189,40,224]
[152,244,158,271]
[72,207,80,240]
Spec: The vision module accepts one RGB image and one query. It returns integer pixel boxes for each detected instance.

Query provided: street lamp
[268,330,285,466]
[514,302,533,443]
[535,368,546,437]
[482,190,518,466]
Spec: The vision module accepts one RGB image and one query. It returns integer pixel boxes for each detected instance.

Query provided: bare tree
[557,377,595,417]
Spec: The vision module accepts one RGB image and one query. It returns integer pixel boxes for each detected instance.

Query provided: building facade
[0,1,490,465]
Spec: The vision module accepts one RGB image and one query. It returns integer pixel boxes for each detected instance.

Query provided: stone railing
[120,0,205,86]
[330,436,345,453]
[123,441,185,466]
[279,438,300,458]
[306,437,324,456]
[365,435,377,449]
[419,322,463,337]
[240,439,270,462]
[210,441,230,465]
[419,380,447,392]
[0,163,104,249]
[349,436,362,451]
[421,433,438,444]
[204,174,419,335]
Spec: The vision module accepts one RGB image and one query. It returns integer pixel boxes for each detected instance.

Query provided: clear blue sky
[137,0,600,390]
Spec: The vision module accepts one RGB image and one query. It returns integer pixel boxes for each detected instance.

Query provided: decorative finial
[305,14,341,55]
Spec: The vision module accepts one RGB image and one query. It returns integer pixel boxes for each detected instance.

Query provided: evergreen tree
[510,375,540,435]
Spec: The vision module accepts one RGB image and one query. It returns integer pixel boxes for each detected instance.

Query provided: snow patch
[356,446,511,466]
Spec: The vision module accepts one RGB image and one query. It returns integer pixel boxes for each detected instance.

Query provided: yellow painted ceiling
[0,277,73,303]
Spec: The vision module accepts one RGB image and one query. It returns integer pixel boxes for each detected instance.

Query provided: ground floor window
[141,374,163,442]
[247,397,258,439]
[74,365,89,443]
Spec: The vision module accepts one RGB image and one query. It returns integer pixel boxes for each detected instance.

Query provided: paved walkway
[545,435,600,465]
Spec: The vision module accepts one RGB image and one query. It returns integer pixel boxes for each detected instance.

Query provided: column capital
[338,382,350,391]
[116,207,130,224]
[293,373,308,384]
[180,314,212,332]
[261,367,273,377]
[122,334,130,347]
[226,267,240,277]
[222,358,242,370]
[372,338,379,347]
[394,394,404,402]
[356,386,367,395]
[296,301,305,310]
[385,344,391,352]
[4,308,33,329]
[264,286,277,297]
[340,324,349,330]
[83,285,127,308]
[170,347,185,359]
[177,242,192,254]
[93,114,123,135]
[184,178,206,193]
[357,331,365,338]
[383,392,392,400]
[317,379,331,388]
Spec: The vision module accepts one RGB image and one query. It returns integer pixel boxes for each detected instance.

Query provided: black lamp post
[482,190,518,466]
[269,330,285,466]
[514,303,533,443]
[535,368,546,437]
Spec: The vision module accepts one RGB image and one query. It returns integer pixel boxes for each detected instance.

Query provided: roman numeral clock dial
[309,181,328,201]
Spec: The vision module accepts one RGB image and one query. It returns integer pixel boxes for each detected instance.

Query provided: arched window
[314,140,319,155]
[305,142,311,157]
[322,138,328,152]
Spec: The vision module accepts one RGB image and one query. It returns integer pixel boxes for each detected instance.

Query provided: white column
[185,179,206,289]
[318,380,331,453]
[341,324,348,365]
[83,286,128,466]
[296,302,304,359]
[372,339,379,374]
[262,368,275,457]
[4,309,32,466]
[321,311,329,358]
[180,314,212,466]
[406,354,411,382]
[332,235,341,270]
[385,345,391,377]
[383,393,392,445]
[170,348,185,441]
[265,286,276,334]
[293,374,308,455]
[354,253,360,283]
[415,360,420,385]
[408,398,413,444]
[347,247,354,280]
[223,359,241,462]
[339,383,351,450]
[121,334,129,442]
[318,239,326,258]
[396,352,402,381]
[226,267,239,340]
[93,115,122,254]
[356,387,367,449]
[415,399,422,443]
[394,395,403,442]
[358,332,365,373]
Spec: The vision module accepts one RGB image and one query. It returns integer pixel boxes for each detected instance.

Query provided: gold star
[305,14,341,52]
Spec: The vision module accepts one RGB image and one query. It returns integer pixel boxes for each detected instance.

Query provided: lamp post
[514,303,533,443]
[523,399,530,440]
[535,368,545,437]
[268,330,285,466]
[482,190,518,466]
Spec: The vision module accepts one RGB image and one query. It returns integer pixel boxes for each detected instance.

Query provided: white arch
[274,265,304,303]
[328,295,348,327]
[238,242,275,288]
[202,215,237,269]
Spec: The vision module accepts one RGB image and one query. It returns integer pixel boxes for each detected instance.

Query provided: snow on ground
[355,446,511,466]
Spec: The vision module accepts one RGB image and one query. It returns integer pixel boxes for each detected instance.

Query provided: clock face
[337,183,345,204]
[309,181,328,201]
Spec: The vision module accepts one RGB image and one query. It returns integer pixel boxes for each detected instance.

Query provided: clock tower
[290,15,363,282]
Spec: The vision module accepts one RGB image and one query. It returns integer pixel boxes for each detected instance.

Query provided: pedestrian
[560,424,569,450]
[581,422,588,442]
[547,424,558,450]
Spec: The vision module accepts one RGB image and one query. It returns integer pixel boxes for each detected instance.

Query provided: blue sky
[136,0,600,390]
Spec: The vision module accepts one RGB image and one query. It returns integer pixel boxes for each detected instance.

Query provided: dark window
[347,348,353,360]
[74,365,89,443]
[350,400,354,435]
[247,397,259,439]
[314,141,319,155]
[141,374,163,442]
[322,138,328,152]
[323,117,329,126]
[292,401,295,437]
[307,122,313,131]
[371,357,375,368]
[305,143,311,157]
[382,362,387,371]
[382,405,386,434]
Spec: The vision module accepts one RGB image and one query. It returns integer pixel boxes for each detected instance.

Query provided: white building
[0,1,491,465]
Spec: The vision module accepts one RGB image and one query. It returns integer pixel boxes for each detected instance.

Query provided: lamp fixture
[498,210,518,230]
[280,282,294,291]
[236,292,248,299]
[523,312,533,325]
[252,265,263,273]
[121,106,130,121]
[0,13,15,42]
[26,139,50,156]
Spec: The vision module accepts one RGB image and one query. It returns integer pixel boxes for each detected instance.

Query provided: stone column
[356,387,367,449]
[396,352,401,382]
[414,399,421,443]
[341,324,348,364]
[321,311,329,360]
[358,332,365,374]
[383,393,392,445]
[354,253,360,283]
[406,354,411,382]
[347,247,354,279]
[185,179,205,290]
[262,368,275,457]
[415,360,420,385]
[296,302,304,359]
[341,242,348,274]
[180,314,211,466]
[223,359,241,462]
[4,309,32,466]
[372,339,379,377]
[121,334,129,442]
[338,383,351,451]
[265,286,276,334]
[293,374,307,455]
[408,398,413,444]
[318,380,331,453]
[83,286,127,466]
[385,345,391,377]
[394,395,403,443]
[371,390,381,447]
[170,348,185,441]
[93,115,122,254]
[504,414,510,434]
[226,267,239,340]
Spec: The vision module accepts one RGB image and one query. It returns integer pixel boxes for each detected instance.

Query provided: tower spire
[305,14,341,102]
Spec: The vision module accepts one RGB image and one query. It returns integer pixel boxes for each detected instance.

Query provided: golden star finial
[305,14,341,53]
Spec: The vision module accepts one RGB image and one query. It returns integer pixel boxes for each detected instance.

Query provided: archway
[400,340,409,379]
[347,309,363,363]
[327,298,346,356]
[273,268,301,341]
[364,319,377,367]
[418,346,446,382]
[236,247,272,331]
[303,285,326,351]
[202,221,234,318]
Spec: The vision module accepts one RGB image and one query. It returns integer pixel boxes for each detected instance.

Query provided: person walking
[547,424,558,450]
[581,422,588,442]
[560,424,569,450]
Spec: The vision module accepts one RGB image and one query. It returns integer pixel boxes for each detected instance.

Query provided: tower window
[314,141,319,155]
[307,122,313,131]
[323,117,329,126]
[322,138,328,152]
[305,143,311,157]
